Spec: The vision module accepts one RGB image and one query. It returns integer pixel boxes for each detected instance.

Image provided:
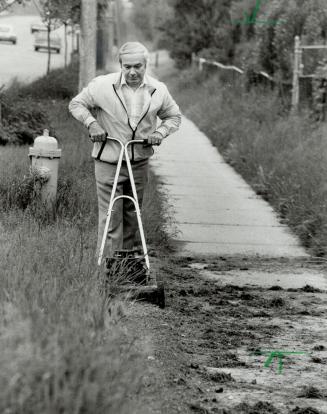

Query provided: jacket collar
[120,73,146,88]
[114,72,156,95]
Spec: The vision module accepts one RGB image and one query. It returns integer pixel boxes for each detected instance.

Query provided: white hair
[118,42,149,63]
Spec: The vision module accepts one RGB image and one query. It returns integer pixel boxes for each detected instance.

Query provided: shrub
[0,62,79,145]
[0,92,49,145]
[19,61,79,100]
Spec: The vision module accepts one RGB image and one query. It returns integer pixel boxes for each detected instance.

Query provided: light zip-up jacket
[69,72,182,163]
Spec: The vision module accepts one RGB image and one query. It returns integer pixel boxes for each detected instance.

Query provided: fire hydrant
[28,129,61,209]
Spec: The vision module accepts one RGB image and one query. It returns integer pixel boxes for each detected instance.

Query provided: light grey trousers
[94,159,149,256]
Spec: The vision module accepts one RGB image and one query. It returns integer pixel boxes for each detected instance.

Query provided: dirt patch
[127,256,327,413]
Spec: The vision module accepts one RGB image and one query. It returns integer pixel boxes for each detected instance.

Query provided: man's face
[121,54,146,88]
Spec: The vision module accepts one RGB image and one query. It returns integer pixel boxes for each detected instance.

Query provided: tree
[50,0,80,67]
[96,0,112,71]
[253,0,327,80]
[37,0,101,89]
[132,0,173,47]
[0,0,24,12]
[37,0,63,74]
[161,0,233,67]
[38,0,80,74]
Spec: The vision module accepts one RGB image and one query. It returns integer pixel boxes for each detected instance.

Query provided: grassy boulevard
[1,63,327,413]
[0,66,172,413]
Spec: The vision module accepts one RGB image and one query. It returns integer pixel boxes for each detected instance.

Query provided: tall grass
[0,100,173,249]
[0,89,173,410]
[0,217,142,413]
[164,69,327,256]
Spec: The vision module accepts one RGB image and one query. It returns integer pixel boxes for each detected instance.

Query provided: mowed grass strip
[0,89,174,411]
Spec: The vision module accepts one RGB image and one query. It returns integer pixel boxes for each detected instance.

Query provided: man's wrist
[87,121,97,130]
[86,117,97,129]
[153,130,164,139]
[155,126,168,138]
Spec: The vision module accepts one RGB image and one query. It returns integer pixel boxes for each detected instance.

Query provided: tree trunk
[64,22,68,68]
[115,0,122,47]
[47,22,51,75]
[79,0,97,90]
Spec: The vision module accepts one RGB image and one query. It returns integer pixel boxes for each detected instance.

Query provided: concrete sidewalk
[150,116,307,257]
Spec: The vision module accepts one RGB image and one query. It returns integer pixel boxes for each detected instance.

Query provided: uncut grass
[0,221,141,413]
[0,101,172,247]
[0,100,173,412]
[165,68,327,256]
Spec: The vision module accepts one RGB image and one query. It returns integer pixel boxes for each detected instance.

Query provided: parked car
[0,24,17,44]
[34,32,61,53]
[30,22,54,34]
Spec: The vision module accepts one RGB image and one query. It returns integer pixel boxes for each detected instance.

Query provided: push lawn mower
[97,137,165,308]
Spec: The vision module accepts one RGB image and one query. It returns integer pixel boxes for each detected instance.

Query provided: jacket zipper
[106,85,157,163]
[131,89,156,162]
[96,140,107,160]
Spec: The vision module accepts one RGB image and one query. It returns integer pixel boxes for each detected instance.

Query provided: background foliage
[134,0,327,79]
[0,62,78,145]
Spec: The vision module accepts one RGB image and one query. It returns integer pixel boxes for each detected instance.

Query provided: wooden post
[299,46,303,76]
[191,52,195,69]
[292,36,301,111]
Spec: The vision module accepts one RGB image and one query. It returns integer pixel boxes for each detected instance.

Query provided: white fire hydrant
[28,129,62,209]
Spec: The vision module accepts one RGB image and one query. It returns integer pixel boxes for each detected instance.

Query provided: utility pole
[79,0,97,90]
[105,0,115,72]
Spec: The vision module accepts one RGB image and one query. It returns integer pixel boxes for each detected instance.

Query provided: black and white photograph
[1,0,327,412]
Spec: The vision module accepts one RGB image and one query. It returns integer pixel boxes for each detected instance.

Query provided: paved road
[0,14,72,86]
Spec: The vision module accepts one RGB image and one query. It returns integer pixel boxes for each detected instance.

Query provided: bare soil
[126,256,327,414]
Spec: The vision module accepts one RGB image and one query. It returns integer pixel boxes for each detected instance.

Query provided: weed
[298,386,324,399]
[207,371,235,383]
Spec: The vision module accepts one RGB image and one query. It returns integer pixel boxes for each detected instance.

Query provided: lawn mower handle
[142,138,159,147]
[105,136,159,147]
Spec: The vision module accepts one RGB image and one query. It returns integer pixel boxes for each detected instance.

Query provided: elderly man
[69,42,181,257]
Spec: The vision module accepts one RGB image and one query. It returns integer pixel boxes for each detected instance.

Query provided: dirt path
[127,256,327,414]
